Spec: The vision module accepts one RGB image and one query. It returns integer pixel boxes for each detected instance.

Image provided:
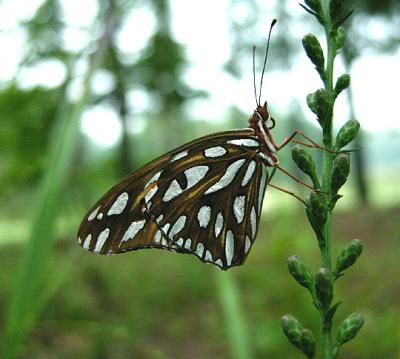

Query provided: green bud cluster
[334,312,364,353]
[302,34,325,81]
[331,153,350,194]
[291,145,320,188]
[288,255,314,291]
[315,268,333,308]
[335,119,360,150]
[308,192,327,225]
[335,27,345,49]
[334,239,363,278]
[334,74,350,98]
[307,89,330,126]
[281,315,316,357]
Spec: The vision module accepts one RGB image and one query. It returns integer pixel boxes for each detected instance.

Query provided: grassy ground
[0,205,399,358]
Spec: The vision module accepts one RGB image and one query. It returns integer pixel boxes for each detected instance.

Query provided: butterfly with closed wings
[77,20,317,270]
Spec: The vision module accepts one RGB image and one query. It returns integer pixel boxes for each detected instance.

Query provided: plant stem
[319,2,337,358]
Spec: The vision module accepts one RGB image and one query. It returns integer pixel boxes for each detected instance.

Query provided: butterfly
[77,19,317,270]
[77,101,286,270]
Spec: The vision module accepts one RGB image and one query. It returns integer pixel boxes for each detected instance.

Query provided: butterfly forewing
[77,128,269,270]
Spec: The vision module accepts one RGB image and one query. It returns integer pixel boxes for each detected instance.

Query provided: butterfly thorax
[248,103,279,167]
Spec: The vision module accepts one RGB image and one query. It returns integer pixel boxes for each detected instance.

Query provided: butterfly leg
[268,183,308,206]
[276,130,334,152]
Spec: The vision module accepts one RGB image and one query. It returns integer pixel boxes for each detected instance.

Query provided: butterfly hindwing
[77,128,269,269]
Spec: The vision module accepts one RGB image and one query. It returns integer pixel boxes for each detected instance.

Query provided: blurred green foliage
[0,0,399,358]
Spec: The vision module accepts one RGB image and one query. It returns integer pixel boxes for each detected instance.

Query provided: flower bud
[335,120,360,150]
[335,27,345,49]
[281,315,303,348]
[308,192,327,225]
[302,34,325,71]
[336,312,364,346]
[331,153,350,194]
[334,239,363,277]
[300,328,316,357]
[334,74,350,97]
[288,255,314,291]
[291,145,319,187]
[307,89,330,126]
[315,268,333,308]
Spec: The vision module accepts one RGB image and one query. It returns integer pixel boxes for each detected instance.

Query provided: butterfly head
[249,101,279,165]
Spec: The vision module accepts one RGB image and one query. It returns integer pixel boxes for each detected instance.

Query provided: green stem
[319,2,337,358]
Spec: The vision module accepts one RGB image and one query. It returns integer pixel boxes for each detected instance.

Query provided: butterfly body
[78,103,278,270]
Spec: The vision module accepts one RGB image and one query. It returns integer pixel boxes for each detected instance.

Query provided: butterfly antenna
[258,19,277,106]
[253,46,259,107]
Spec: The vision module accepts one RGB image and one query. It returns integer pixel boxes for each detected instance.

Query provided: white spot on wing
[171,150,188,162]
[154,230,162,243]
[195,243,204,257]
[258,152,275,166]
[197,206,211,228]
[169,215,186,239]
[184,165,209,189]
[233,195,246,224]
[163,180,183,202]
[205,250,213,262]
[215,259,223,268]
[108,192,129,216]
[245,236,252,254]
[77,236,82,244]
[184,238,192,250]
[241,161,256,187]
[120,219,146,245]
[176,238,184,246]
[227,138,259,147]
[156,214,164,224]
[258,170,268,215]
[88,206,100,221]
[225,230,234,266]
[205,159,246,194]
[215,212,224,238]
[162,223,170,234]
[83,234,92,250]
[204,146,227,158]
[145,185,158,203]
[145,170,162,188]
[94,228,110,253]
[250,207,257,239]
[96,212,103,220]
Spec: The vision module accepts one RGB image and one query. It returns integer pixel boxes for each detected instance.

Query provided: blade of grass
[1,9,116,358]
[215,270,252,359]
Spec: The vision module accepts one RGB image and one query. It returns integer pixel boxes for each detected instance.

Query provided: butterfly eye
[268,117,276,130]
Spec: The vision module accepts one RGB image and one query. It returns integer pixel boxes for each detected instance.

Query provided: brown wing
[77,128,269,270]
